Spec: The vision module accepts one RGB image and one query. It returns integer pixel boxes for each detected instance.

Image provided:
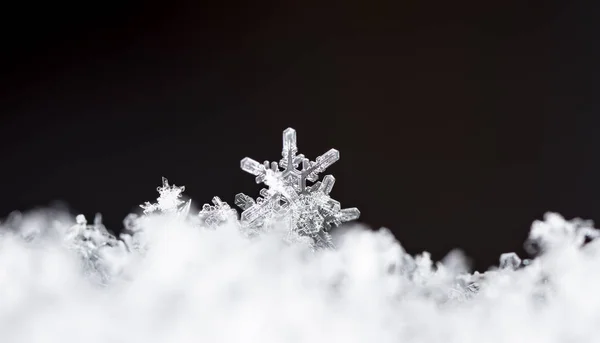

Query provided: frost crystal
[141,177,191,217]
[64,213,126,284]
[198,196,238,228]
[236,128,360,249]
[527,213,600,252]
[499,252,521,270]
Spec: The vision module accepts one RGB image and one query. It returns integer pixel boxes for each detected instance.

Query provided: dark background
[0,1,597,270]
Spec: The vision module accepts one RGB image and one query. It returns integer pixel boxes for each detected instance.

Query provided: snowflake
[141,177,191,217]
[121,178,192,255]
[235,127,360,249]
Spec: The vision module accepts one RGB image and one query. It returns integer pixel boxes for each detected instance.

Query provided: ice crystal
[141,177,191,217]
[64,213,126,284]
[119,213,145,253]
[236,128,360,249]
[528,213,599,250]
[499,252,521,270]
[198,196,238,228]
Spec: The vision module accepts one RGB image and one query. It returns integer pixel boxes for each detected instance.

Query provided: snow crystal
[198,196,238,228]
[236,127,360,249]
[499,252,521,270]
[141,177,191,217]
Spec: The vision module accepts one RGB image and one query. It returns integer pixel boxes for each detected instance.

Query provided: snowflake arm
[235,190,285,229]
[240,158,275,184]
[301,149,340,183]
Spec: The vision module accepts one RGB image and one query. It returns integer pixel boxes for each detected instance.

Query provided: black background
[0,1,597,270]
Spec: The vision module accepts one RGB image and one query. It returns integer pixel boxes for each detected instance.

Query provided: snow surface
[0,204,598,343]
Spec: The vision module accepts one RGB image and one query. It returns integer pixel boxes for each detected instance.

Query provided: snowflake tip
[321,175,335,194]
[240,157,268,184]
[240,157,263,175]
[316,149,340,170]
[282,127,298,155]
[338,207,360,222]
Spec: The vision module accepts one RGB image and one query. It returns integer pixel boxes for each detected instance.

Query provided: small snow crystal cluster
[60,128,362,281]
[136,128,358,250]
[1,127,600,343]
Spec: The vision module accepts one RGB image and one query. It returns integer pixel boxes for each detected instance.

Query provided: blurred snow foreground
[0,129,599,343]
